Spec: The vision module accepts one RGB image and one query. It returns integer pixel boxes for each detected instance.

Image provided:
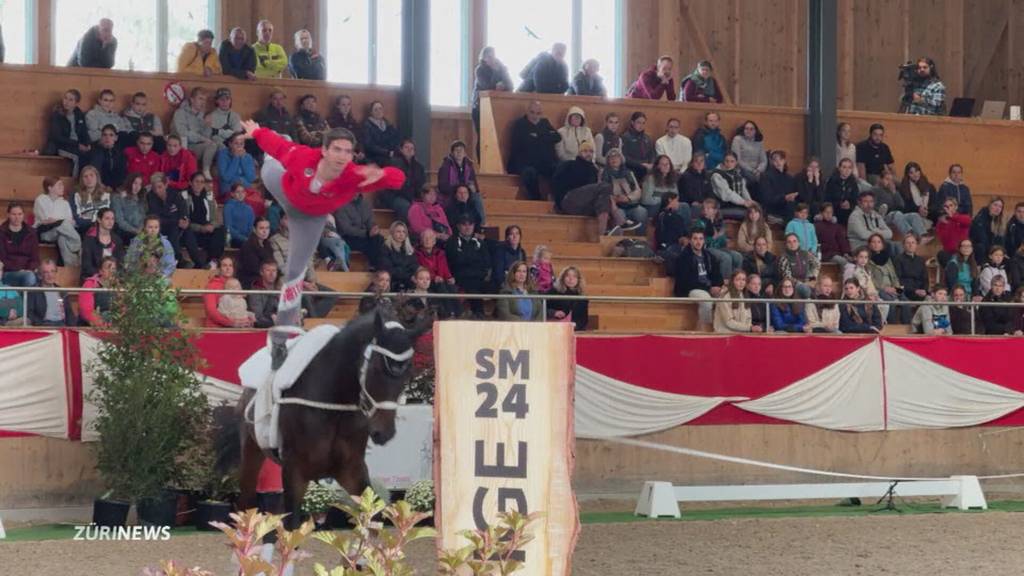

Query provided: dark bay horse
[216,308,431,529]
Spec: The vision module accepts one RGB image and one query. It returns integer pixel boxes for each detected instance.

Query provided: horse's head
[361,308,431,445]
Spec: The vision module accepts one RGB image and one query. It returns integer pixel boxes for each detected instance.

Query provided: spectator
[111,173,147,244]
[555,106,594,163]
[742,236,779,295]
[334,192,383,268]
[529,245,554,293]
[121,91,167,150]
[437,141,483,223]
[944,238,980,299]
[248,259,281,328]
[770,278,811,333]
[778,232,820,298]
[1010,243,1024,296]
[85,90,131,143]
[125,216,175,277]
[495,261,541,321]
[289,29,325,80]
[172,88,217,180]
[204,256,253,328]
[867,233,909,323]
[979,245,1010,296]
[85,124,126,190]
[415,229,460,319]
[446,215,491,317]
[492,225,526,290]
[709,152,753,220]
[216,133,257,200]
[602,148,646,233]
[517,43,569,94]
[1006,202,1024,257]
[380,221,418,291]
[547,265,588,331]
[655,193,689,260]
[839,278,883,334]
[761,150,798,221]
[217,278,256,325]
[145,173,191,264]
[936,197,971,268]
[678,60,723,103]
[318,214,350,272]
[472,46,513,155]
[903,57,946,115]
[327,94,361,135]
[970,197,1009,264]
[71,166,113,234]
[745,273,769,331]
[219,27,257,80]
[28,260,74,327]
[79,257,117,328]
[714,270,756,333]
[225,183,256,248]
[253,88,298,141]
[408,187,452,241]
[177,29,220,76]
[183,172,226,268]
[835,122,857,172]
[815,202,852,268]
[897,161,939,225]
[673,229,723,327]
[296,94,329,148]
[855,124,894,185]
[0,203,39,287]
[796,157,825,215]
[655,118,693,172]
[593,112,621,168]
[894,233,929,302]
[253,20,287,78]
[948,285,973,334]
[568,59,606,97]
[207,88,242,147]
[642,155,680,218]
[911,285,953,334]
[123,132,160,184]
[694,197,742,280]
[0,261,20,323]
[239,218,274,288]
[692,112,727,171]
[358,270,392,315]
[80,207,124,282]
[843,246,879,303]
[979,276,1014,334]
[938,164,973,217]
[826,158,859,225]
[381,138,425,223]
[785,203,818,256]
[678,151,712,206]
[807,275,840,333]
[507,100,561,201]
[361,100,401,166]
[67,18,116,68]
[621,111,656,181]
[159,135,198,191]
[44,89,91,176]
[731,120,767,188]
[34,177,81,266]
[874,168,927,239]
[406,267,445,318]
[737,202,772,254]
[847,191,893,251]
[627,55,675,100]
[446,185,484,235]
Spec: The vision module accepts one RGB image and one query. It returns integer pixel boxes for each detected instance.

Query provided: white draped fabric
[0,332,68,438]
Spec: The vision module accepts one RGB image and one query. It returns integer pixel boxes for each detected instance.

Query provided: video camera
[897,61,917,83]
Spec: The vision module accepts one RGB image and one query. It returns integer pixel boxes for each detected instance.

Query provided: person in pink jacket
[626,56,676,100]
[407,187,452,242]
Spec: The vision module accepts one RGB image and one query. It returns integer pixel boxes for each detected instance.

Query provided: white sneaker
[621,220,643,232]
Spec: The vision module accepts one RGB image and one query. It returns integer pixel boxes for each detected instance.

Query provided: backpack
[612,239,656,259]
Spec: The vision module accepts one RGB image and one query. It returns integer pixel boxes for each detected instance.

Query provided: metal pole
[765,301,771,331]
[807,0,838,170]
[21,289,28,327]
[970,305,976,335]
[541,297,548,323]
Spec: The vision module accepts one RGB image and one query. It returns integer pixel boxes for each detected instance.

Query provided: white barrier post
[942,476,988,510]
[635,481,681,519]
[0,515,6,539]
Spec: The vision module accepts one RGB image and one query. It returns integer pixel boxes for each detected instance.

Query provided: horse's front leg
[280,461,309,532]
[334,458,371,501]
[237,429,264,512]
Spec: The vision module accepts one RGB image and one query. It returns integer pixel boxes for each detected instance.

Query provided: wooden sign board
[434,321,578,575]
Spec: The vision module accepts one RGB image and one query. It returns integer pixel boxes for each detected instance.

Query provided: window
[0,0,32,64]
[166,0,216,72]
[324,0,402,86]
[430,0,469,106]
[580,0,621,97]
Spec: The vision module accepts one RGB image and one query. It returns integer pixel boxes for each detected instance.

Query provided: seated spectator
[71,166,113,234]
[603,148,647,233]
[737,203,771,254]
[253,20,287,79]
[873,168,928,239]
[159,135,198,191]
[553,142,622,234]
[327,94,360,135]
[382,138,425,223]
[673,229,723,327]
[492,225,526,290]
[362,101,401,166]
[897,161,939,225]
[507,101,561,200]
[593,112,621,168]
[1010,243,1024,295]
[438,141,484,224]
[145,173,191,264]
[785,204,818,257]
[555,106,594,163]
[0,202,38,287]
[948,284,973,334]
[709,152,753,220]
[224,183,256,248]
[248,259,281,328]
[289,29,325,80]
[28,259,74,327]
[204,256,253,328]
[495,261,541,321]
[845,246,882,313]
[216,133,257,201]
[183,173,225,268]
[911,285,953,335]
[85,90,131,144]
[679,60,723,103]
[731,120,767,188]
[779,232,820,299]
[87,125,127,189]
[34,177,81,266]
[692,112,727,169]
[835,122,857,172]
[67,18,116,69]
[207,88,242,147]
[678,151,712,207]
[380,221,418,291]
[938,164,973,217]
[641,155,680,219]
[761,150,798,221]
[238,218,274,288]
[334,192,383,269]
[123,132,161,184]
[408,187,452,241]
[177,29,220,76]
[446,215,491,317]
[655,118,692,172]
[173,88,217,180]
[517,43,569,94]
[970,197,1009,264]
[980,276,1014,334]
[80,207,124,282]
[745,273,769,331]
[847,191,893,252]
[318,214,350,272]
[815,202,852,268]
[1007,201,1024,257]
[44,89,91,176]
[867,233,909,323]
[568,59,606,97]
[296,94,329,147]
[79,257,117,328]
[547,265,588,331]
[807,275,840,333]
[826,158,859,225]
[856,124,895,186]
[655,193,689,259]
[472,46,513,156]
[694,197,742,279]
[771,278,811,333]
[626,55,675,100]
[742,236,779,295]
[980,245,1010,296]
[936,197,971,268]
[839,278,883,333]
[219,27,256,80]
[796,157,825,215]
[407,267,445,318]
[530,245,554,293]
[944,238,981,299]
[1014,288,1024,336]
[714,270,757,333]
[894,233,929,302]
[125,215,176,277]
[446,185,484,233]
[253,88,297,141]
[621,112,656,181]
[358,270,392,315]
[415,230,460,319]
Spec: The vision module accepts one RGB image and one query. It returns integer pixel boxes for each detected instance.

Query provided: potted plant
[403,480,436,526]
[302,480,345,529]
[194,472,238,531]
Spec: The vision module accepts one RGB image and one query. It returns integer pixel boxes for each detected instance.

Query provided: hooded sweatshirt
[555,106,594,163]
[938,178,973,216]
[85,105,131,142]
[912,300,952,334]
[172,99,213,148]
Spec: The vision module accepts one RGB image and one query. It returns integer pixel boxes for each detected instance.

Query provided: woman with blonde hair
[547,265,589,330]
[496,261,541,321]
[714,270,757,333]
[970,197,1009,263]
[70,165,112,235]
[379,220,418,291]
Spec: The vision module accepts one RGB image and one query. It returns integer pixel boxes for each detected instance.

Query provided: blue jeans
[318,235,351,271]
[470,192,487,225]
[707,247,742,279]
[886,211,929,238]
[2,270,37,287]
[619,205,650,233]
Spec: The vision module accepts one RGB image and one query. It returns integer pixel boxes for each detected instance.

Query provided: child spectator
[731,120,767,189]
[642,155,680,218]
[159,135,198,191]
[714,270,756,333]
[807,275,840,333]
[437,141,484,224]
[867,233,909,323]
[839,278,883,333]
[678,152,712,207]
[224,183,256,248]
[380,221,418,291]
[911,285,953,335]
[737,202,771,253]
[936,197,972,268]
[825,158,859,225]
[938,164,973,217]
[207,88,242,147]
[745,273,769,331]
[894,233,929,302]
[778,232,820,299]
[694,197,742,279]
[979,276,1014,334]
[970,198,1009,264]
[238,218,273,288]
[80,207,124,282]
[415,229,460,319]
[217,278,256,325]
[408,187,452,241]
[593,112,622,168]
[547,266,588,331]
[530,245,554,293]
[34,177,82,266]
[655,118,692,172]
[620,112,656,181]
[814,202,852,268]
[79,256,117,328]
[784,203,818,256]
[979,245,1010,295]
[71,166,112,235]
[897,161,939,224]
[944,239,981,299]
[771,278,811,333]
[679,60,723,103]
[295,94,329,147]
[492,225,526,290]
[446,185,483,232]
[495,261,541,321]
[709,152,753,220]
[123,132,161,184]
[949,285,973,334]
[742,236,779,296]
[407,267,445,318]
[385,139,426,224]
[761,150,798,222]
[44,89,91,176]
[555,107,594,163]
[0,202,39,287]
[692,112,727,169]
[796,157,825,215]
[447,214,491,318]
[673,229,723,328]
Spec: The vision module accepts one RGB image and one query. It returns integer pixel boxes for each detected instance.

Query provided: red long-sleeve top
[203,275,234,328]
[936,213,972,254]
[627,67,677,101]
[415,245,453,281]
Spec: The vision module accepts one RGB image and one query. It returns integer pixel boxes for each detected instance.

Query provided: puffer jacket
[555,106,594,162]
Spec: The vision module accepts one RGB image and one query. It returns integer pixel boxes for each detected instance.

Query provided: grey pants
[261,158,328,337]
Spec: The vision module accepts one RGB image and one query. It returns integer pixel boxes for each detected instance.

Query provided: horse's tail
[213,404,242,475]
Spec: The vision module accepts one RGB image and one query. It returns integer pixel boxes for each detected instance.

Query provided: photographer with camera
[899,57,946,115]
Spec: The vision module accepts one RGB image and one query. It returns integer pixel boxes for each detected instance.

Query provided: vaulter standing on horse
[240,119,405,369]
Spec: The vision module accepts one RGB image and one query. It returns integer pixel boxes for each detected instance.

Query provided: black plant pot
[194,500,233,531]
[175,490,200,526]
[92,497,131,527]
[138,491,178,527]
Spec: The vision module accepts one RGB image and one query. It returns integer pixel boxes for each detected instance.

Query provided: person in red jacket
[242,119,405,367]
[159,135,199,191]
[414,228,460,319]
[626,55,676,100]
[123,132,161,183]
[935,196,972,268]
[204,255,254,328]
